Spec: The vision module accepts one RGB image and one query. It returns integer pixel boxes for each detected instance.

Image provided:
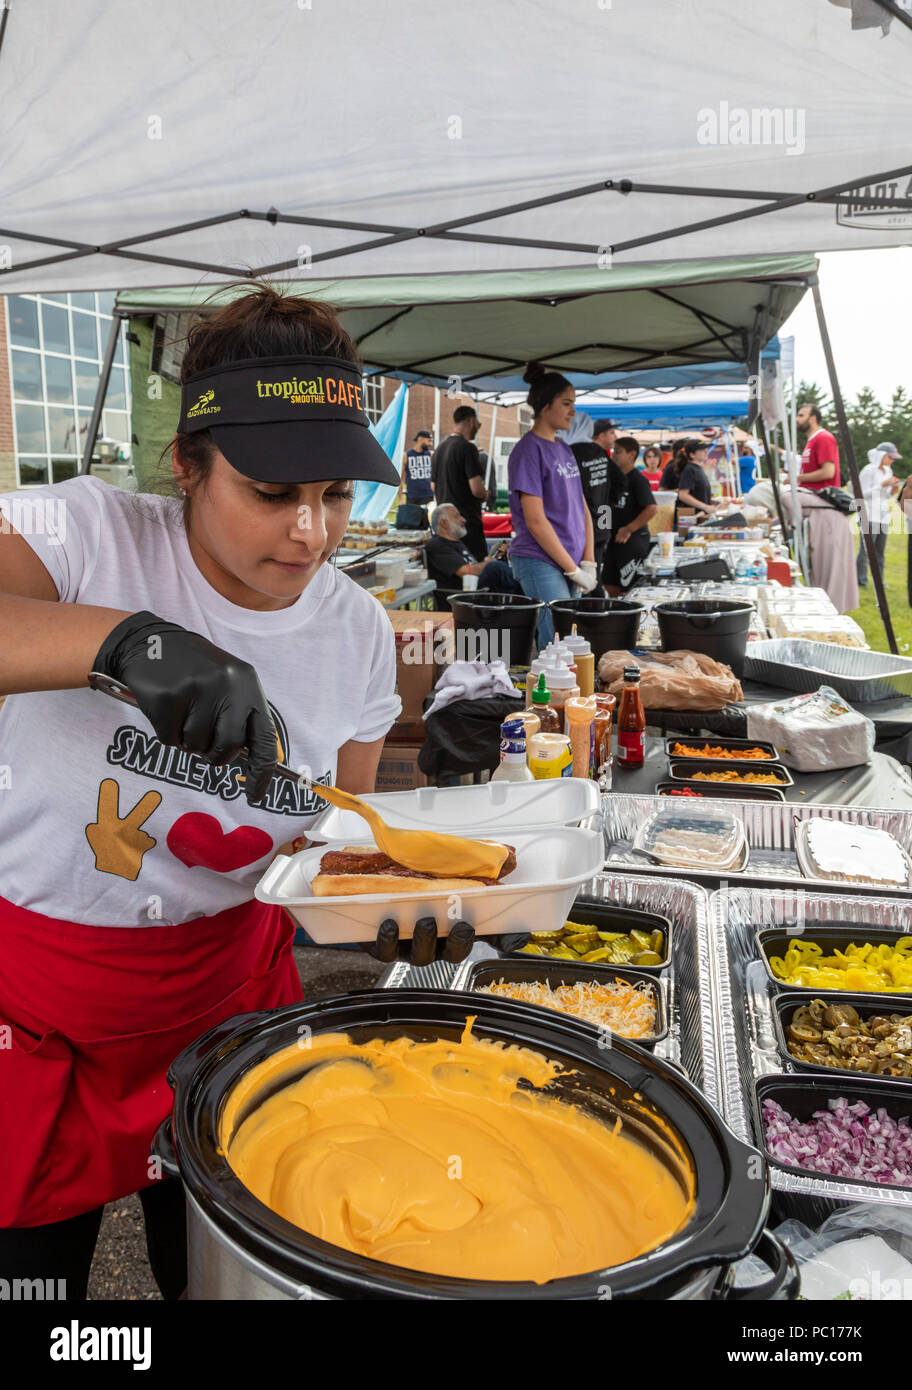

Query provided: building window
[6,292,133,487]
[363,375,384,424]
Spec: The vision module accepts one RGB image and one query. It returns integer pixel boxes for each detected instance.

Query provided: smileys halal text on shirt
[0,476,400,927]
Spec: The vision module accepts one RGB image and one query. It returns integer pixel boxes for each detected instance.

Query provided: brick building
[378,378,532,494]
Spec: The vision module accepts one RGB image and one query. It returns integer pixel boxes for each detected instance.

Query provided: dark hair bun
[523,361,547,385]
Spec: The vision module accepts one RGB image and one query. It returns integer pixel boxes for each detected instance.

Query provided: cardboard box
[375,741,428,793]
[386,610,453,723]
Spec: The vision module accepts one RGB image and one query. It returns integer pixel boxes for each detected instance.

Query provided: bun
[523,361,547,385]
[311,873,488,898]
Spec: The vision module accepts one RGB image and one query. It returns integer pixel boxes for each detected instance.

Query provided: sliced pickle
[565,933,599,952]
[581,947,612,962]
[631,951,663,966]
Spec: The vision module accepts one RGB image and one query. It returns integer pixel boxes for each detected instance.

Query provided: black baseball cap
[178,354,399,486]
[592,418,616,434]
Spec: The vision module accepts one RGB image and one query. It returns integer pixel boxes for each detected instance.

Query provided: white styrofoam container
[307,778,602,843]
[255,826,605,943]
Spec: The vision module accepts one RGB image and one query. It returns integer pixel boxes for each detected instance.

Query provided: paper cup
[658,532,675,559]
[462,573,479,591]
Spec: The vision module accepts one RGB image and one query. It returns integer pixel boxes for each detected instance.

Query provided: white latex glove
[564,564,598,594]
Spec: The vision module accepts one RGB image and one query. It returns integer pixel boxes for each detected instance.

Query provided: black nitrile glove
[367,916,475,966]
[93,611,278,805]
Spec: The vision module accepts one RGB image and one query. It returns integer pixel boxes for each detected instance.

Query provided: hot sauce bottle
[616,666,646,768]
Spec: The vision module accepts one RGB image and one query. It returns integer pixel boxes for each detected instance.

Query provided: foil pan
[744,638,912,702]
[711,886,912,1212]
[381,874,718,1105]
[603,793,912,895]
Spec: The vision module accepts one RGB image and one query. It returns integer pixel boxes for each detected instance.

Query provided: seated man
[425,503,522,602]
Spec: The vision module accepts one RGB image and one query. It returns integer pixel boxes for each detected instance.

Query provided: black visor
[178,354,399,486]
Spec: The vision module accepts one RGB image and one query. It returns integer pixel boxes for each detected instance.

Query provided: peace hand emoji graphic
[85,779,162,880]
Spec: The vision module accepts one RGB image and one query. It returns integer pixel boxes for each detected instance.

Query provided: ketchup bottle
[616,666,646,768]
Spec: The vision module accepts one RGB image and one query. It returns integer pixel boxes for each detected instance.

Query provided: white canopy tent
[1,0,911,292]
[1,0,902,648]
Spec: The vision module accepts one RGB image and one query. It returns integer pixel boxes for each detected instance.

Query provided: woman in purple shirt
[508,364,596,646]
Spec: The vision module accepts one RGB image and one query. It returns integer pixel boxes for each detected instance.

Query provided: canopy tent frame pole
[3,162,912,284]
[756,416,791,556]
[810,277,898,655]
[79,311,124,476]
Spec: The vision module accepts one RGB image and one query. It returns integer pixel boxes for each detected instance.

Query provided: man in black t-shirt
[603,437,658,594]
[431,405,487,561]
[425,504,521,602]
[571,417,623,577]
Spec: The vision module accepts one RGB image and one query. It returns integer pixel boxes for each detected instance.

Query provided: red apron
[0,894,303,1228]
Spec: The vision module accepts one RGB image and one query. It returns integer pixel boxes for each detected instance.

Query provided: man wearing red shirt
[796,402,840,491]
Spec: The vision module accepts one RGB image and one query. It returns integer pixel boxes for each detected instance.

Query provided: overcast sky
[780,247,912,404]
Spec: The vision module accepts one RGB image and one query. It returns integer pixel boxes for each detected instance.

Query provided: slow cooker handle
[150,1117,180,1182]
[166,1011,271,1090]
[719,1229,801,1302]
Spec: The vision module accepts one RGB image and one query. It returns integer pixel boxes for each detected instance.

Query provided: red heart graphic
[166,813,273,872]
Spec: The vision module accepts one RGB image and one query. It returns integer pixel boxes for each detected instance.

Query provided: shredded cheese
[476,977,656,1038]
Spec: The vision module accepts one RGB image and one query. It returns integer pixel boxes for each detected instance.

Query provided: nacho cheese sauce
[221,1019,694,1284]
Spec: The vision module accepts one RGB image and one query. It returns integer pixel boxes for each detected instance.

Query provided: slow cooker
[152,992,798,1300]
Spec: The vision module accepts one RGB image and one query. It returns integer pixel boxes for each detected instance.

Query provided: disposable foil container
[604,794,912,896]
[712,885,912,1209]
[744,639,912,703]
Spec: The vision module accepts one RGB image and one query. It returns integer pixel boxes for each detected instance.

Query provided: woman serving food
[0,286,446,1298]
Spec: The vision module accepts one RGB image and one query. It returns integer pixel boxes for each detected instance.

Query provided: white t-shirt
[858,458,895,528]
[0,476,400,926]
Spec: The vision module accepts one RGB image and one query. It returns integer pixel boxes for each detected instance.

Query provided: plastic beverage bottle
[561,625,595,697]
[546,662,580,717]
[564,695,596,778]
[616,666,646,768]
[593,692,617,775]
[525,672,561,733]
[491,717,535,782]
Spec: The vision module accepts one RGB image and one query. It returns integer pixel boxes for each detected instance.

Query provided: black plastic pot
[655,780,786,803]
[755,1072,912,1196]
[771,991,912,1084]
[501,897,673,972]
[454,958,669,1049]
[155,991,797,1301]
[550,596,644,664]
[667,759,793,789]
[654,600,753,678]
[449,590,544,667]
[757,923,912,998]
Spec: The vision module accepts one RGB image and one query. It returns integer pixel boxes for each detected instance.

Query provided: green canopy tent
[113,251,814,483]
[108,251,896,650]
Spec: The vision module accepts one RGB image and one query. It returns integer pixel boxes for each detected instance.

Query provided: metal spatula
[88,672,510,879]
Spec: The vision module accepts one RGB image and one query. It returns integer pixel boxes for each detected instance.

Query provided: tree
[737,378,912,482]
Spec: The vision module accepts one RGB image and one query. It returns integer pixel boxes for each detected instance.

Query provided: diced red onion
[762,1097,912,1186]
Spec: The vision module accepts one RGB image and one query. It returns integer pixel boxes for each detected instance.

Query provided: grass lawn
[847,526,912,655]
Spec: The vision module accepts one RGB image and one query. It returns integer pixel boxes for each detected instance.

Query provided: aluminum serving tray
[603,793,912,895]
[744,638,912,702]
[379,873,719,1104]
[711,886,912,1217]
